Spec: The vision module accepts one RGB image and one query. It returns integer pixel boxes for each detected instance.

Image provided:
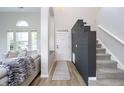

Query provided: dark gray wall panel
[71,20,96,85]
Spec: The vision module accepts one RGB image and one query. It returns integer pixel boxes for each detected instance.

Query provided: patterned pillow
[18,50,27,57]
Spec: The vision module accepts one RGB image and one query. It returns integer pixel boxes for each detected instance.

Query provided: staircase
[89,40,124,86]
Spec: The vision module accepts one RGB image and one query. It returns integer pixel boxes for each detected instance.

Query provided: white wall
[48,14,56,73]
[48,9,56,74]
[97,8,124,69]
[53,7,100,61]
[0,12,41,53]
[97,8,124,41]
[54,7,100,31]
[49,16,55,51]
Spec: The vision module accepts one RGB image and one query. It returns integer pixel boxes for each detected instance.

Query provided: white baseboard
[40,75,49,78]
[88,77,97,80]
[98,39,124,70]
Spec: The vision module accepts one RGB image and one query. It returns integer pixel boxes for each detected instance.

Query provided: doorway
[55,30,70,61]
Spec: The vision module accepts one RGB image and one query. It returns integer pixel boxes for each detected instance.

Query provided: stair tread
[91,39,124,86]
[89,79,124,86]
[97,60,117,64]
[97,53,110,56]
[97,61,117,69]
[97,68,124,74]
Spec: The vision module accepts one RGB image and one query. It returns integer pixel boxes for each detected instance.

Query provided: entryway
[55,30,70,61]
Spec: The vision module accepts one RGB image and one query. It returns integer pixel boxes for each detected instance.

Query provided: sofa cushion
[27,50,37,56]
[31,54,39,60]
[7,51,17,58]
[0,65,8,79]
[0,76,8,86]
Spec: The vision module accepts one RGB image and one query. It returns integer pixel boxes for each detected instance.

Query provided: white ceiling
[0,7,41,12]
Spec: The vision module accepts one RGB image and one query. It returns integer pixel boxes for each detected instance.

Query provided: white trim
[98,25,124,46]
[88,77,97,80]
[16,20,29,27]
[56,28,68,32]
[98,39,124,70]
[55,31,71,61]
[40,75,49,78]
[8,28,38,32]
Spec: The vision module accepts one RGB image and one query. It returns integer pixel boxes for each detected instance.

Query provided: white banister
[98,25,124,46]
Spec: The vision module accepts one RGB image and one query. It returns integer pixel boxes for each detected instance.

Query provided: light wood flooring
[30,62,86,86]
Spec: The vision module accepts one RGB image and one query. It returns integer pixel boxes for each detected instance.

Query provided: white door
[56,31,70,61]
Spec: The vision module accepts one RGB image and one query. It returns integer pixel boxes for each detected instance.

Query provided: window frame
[31,31,38,51]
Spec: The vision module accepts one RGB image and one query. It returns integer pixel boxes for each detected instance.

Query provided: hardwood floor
[30,62,86,86]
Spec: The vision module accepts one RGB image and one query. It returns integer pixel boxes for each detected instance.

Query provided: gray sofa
[0,51,41,86]
[20,55,41,86]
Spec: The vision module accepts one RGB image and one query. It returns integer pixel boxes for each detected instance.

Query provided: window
[31,32,37,50]
[16,32,28,51]
[16,20,29,27]
[7,32,14,51]
[7,30,37,51]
